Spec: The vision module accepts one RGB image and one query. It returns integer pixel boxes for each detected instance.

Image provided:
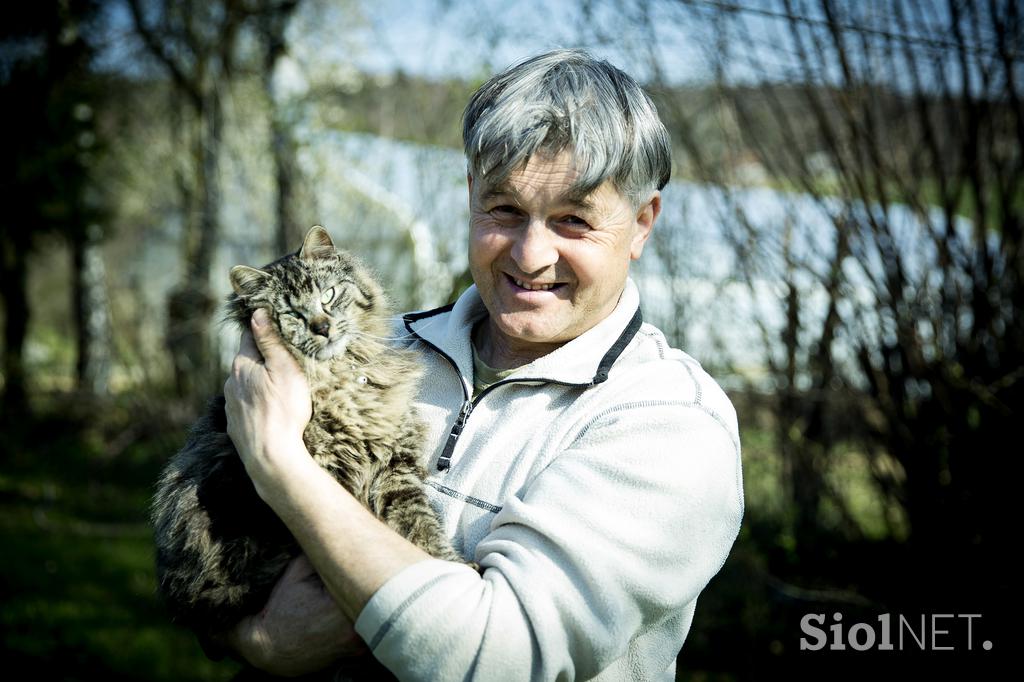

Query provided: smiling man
[222,49,744,680]
[468,148,658,368]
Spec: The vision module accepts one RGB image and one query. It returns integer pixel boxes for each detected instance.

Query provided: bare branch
[126,0,202,107]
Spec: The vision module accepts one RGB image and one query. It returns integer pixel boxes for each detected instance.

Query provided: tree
[256,0,307,255]
[128,0,256,401]
[0,1,108,418]
[663,0,1021,621]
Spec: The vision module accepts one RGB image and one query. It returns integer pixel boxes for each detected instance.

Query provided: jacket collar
[403,278,643,387]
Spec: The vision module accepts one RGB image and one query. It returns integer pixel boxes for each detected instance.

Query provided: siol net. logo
[799,612,992,652]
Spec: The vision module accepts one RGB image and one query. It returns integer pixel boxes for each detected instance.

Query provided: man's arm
[224,554,367,676]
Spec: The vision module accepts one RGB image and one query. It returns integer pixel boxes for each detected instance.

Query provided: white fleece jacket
[354,279,744,681]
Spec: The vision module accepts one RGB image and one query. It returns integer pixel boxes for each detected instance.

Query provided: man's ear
[467,173,475,211]
[630,191,661,260]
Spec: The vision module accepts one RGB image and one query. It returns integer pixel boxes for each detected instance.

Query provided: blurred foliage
[1,0,110,414]
[651,3,1021,676]
[311,70,477,149]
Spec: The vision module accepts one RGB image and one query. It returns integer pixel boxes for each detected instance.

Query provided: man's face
[468,151,659,363]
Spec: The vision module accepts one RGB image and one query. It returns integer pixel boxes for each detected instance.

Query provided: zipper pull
[437,400,473,471]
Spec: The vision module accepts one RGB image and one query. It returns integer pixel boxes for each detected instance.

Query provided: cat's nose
[310,318,331,337]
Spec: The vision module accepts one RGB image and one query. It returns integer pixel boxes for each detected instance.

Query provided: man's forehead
[478,175,600,209]
[481,181,593,201]
[477,149,598,199]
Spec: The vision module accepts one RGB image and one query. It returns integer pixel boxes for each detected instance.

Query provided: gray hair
[462,48,672,208]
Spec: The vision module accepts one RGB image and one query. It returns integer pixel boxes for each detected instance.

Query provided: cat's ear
[229,265,271,296]
[299,225,336,260]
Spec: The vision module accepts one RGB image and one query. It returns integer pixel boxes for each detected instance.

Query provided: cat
[151,225,465,648]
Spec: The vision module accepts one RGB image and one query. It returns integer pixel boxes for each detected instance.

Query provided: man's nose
[510,220,558,273]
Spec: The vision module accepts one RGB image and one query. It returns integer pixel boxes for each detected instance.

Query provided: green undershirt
[471,343,519,398]
[471,321,521,397]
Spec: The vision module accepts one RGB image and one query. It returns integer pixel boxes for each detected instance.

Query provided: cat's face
[227,227,387,362]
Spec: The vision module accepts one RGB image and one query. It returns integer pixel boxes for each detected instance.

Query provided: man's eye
[560,215,590,229]
[490,205,521,217]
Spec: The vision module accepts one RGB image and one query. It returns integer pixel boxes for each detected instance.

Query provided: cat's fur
[151,226,462,641]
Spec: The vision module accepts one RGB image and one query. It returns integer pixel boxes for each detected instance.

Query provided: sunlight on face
[468,151,659,367]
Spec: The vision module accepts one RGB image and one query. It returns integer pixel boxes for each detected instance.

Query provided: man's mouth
[507,274,566,292]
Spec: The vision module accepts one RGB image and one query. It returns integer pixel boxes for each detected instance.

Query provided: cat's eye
[321,287,336,306]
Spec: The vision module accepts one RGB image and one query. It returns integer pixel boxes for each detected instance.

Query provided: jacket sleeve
[353,400,744,681]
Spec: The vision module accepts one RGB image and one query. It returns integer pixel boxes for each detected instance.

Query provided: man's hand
[226,554,368,677]
[224,308,312,488]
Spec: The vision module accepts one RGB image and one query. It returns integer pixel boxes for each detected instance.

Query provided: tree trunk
[259,0,305,256]
[166,281,217,403]
[270,108,304,256]
[71,226,111,396]
[0,231,30,421]
[128,0,258,406]
[169,88,223,405]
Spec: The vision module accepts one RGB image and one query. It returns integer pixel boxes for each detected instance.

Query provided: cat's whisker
[336,352,406,374]
[349,330,421,344]
[355,312,450,344]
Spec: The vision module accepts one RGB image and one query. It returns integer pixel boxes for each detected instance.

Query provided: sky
[96,0,713,85]
[96,0,979,95]
[327,0,703,80]
[282,0,971,86]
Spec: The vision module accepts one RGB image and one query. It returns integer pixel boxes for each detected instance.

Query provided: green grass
[0,400,243,682]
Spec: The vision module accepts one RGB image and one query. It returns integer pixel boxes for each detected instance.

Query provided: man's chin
[493,315,568,347]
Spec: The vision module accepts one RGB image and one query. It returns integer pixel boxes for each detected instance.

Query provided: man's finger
[230,328,263,386]
[237,326,261,360]
[251,308,298,372]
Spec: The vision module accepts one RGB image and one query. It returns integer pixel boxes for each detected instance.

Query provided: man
[224,48,743,680]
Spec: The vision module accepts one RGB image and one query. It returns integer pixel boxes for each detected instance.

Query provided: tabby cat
[151,226,463,644]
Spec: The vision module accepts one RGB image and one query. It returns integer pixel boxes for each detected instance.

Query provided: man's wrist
[249,436,314,498]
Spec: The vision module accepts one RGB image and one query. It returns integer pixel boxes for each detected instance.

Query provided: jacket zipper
[435,376,584,471]
[436,398,473,471]
[405,306,642,471]
[401,332,475,471]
